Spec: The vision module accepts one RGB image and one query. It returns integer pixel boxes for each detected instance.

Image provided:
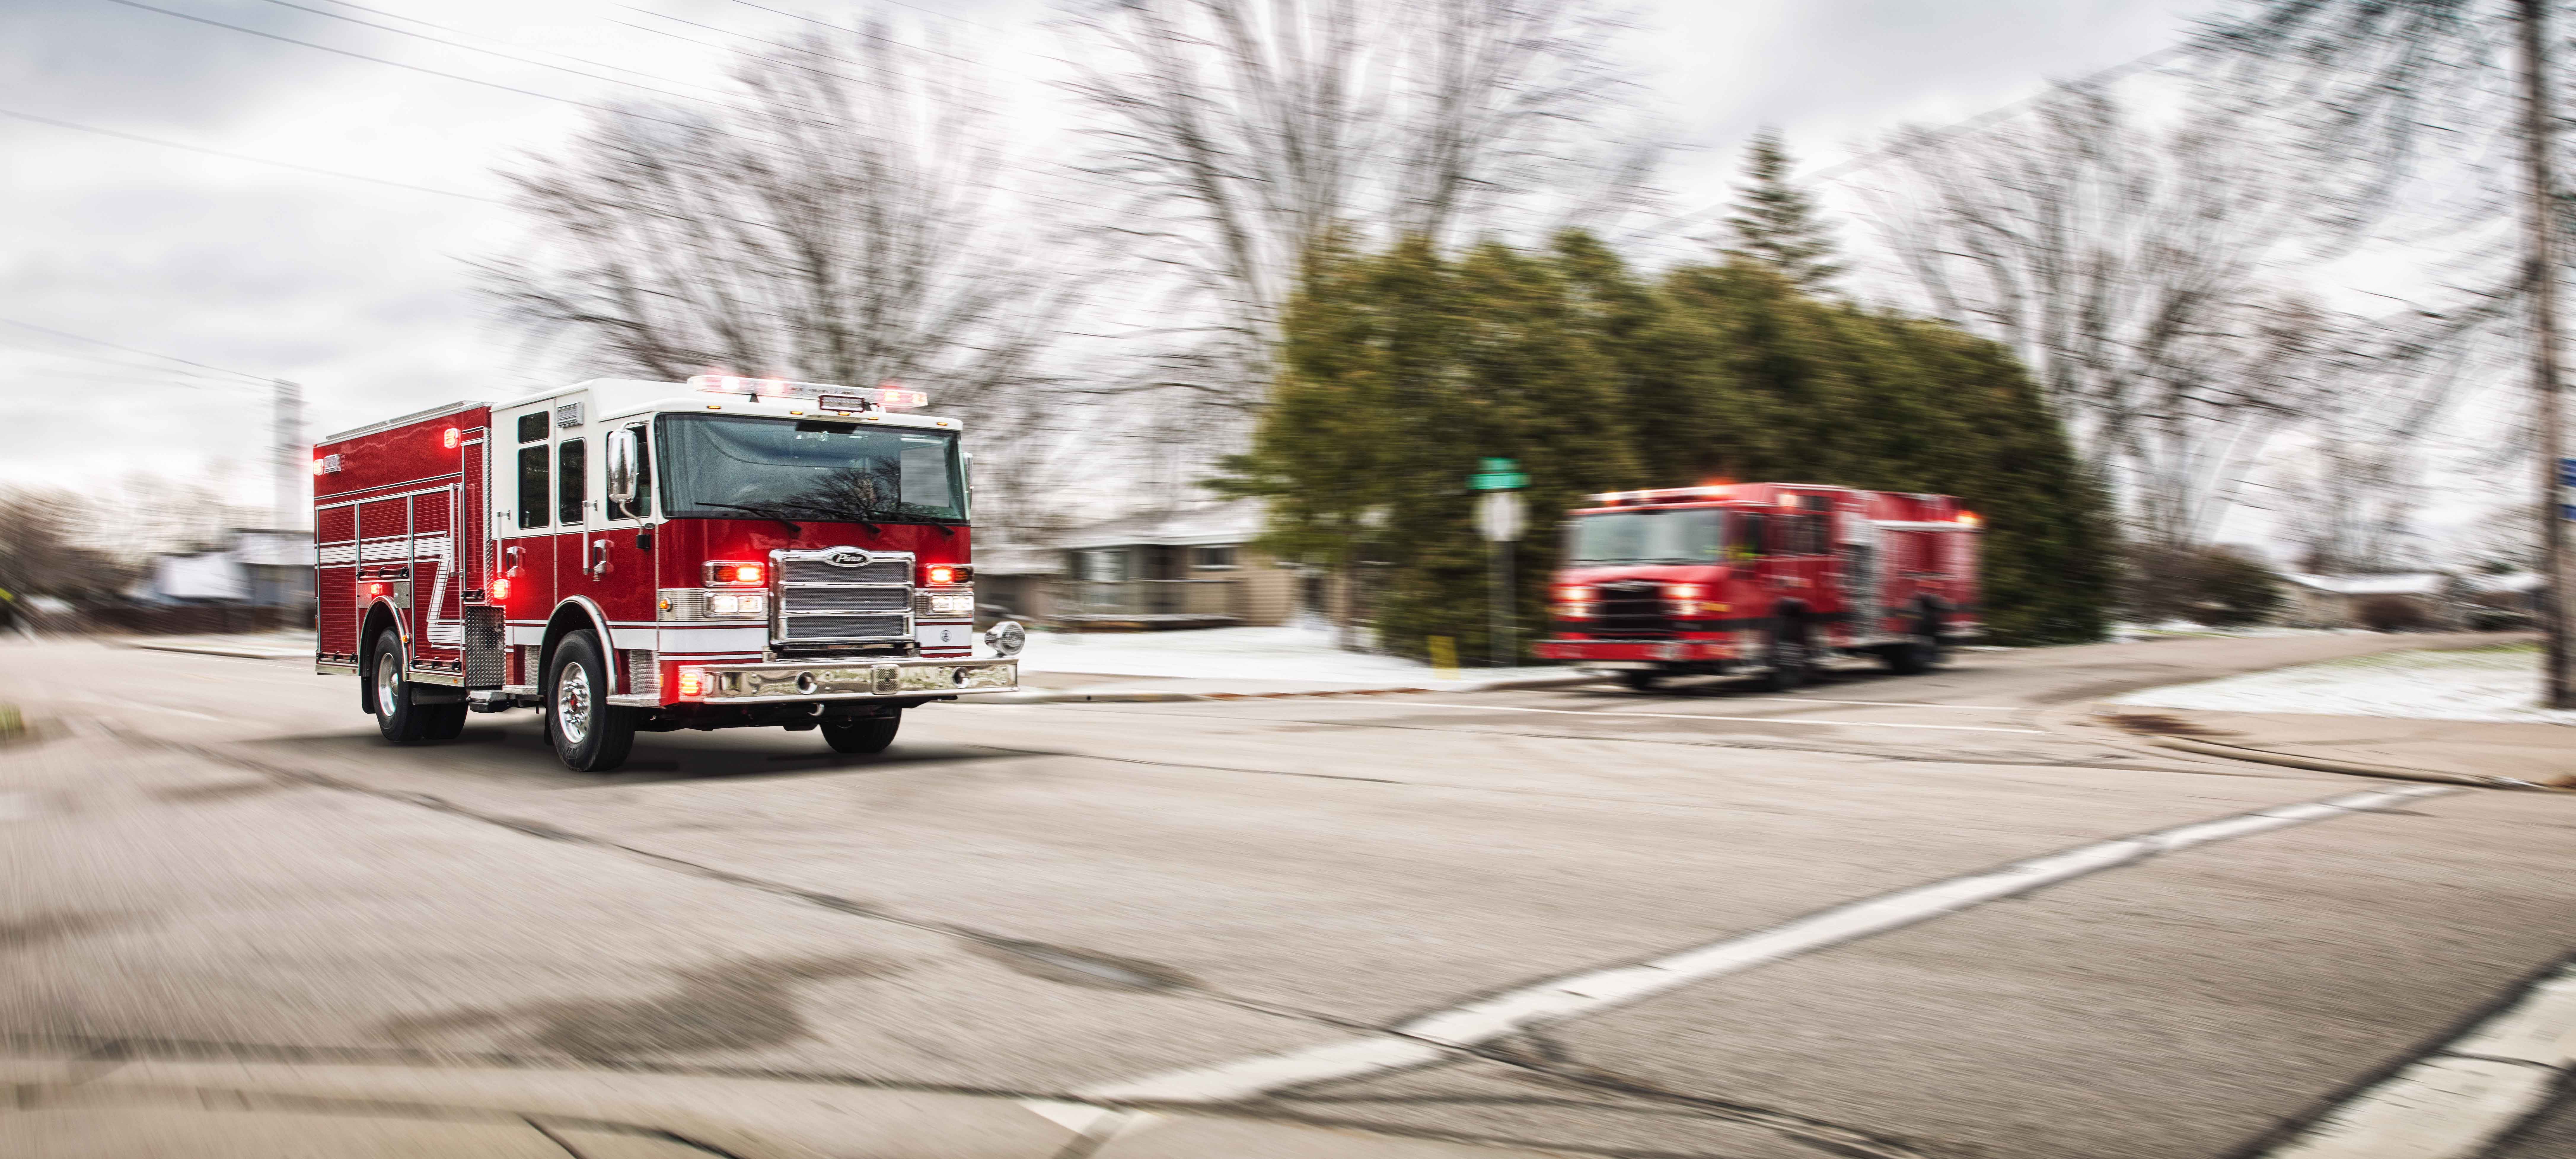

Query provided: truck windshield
[1566,508,1725,564]
[656,415,966,524]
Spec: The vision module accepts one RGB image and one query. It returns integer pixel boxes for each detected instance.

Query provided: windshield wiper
[696,502,801,537]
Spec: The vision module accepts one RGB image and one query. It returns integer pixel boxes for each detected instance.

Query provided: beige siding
[1234,550,1297,625]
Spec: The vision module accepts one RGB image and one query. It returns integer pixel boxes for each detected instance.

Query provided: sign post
[1472,459,1527,668]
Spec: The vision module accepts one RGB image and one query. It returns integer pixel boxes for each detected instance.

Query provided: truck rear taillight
[706,561,765,586]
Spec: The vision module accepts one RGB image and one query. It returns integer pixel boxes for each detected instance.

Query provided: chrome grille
[771,547,914,645]
[1591,581,1673,636]
[782,559,906,585]
[791,587,908,612]
[785,614,907,640]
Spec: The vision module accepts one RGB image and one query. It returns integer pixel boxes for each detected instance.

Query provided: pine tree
[1723,130,1842,293]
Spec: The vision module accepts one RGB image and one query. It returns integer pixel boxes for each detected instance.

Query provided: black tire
[822,710,901,754]
[1882,609,1948,676]
[368,627,433,745]
[545,630,636,772]
[1617,669,1662,692]
[1754,621,1809,692]
[422,701,468,741]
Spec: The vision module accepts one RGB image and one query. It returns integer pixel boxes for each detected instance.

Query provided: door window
[516,444,549,529]
[557,439,587,526]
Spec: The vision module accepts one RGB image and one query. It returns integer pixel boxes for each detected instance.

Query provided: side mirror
[604,428,639,508]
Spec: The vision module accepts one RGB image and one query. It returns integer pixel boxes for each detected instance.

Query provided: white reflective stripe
[317,544,359,563]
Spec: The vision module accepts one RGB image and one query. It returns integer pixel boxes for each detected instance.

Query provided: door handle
[588,538,610,577]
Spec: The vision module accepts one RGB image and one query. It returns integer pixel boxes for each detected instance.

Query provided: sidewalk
[119,630,311,661]
[2095,707,2575,789]
[0,1054,1568,1158]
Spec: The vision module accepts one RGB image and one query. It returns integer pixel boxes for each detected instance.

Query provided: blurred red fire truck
[1534,483,1980,691]
[311,376,1024,772]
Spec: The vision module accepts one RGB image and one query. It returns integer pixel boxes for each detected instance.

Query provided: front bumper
[683,657,1018,704]
[1534,638,1738,663]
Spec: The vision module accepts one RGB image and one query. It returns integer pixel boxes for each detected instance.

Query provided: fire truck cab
[1534,483,1980,691]
[312,375,1022,772]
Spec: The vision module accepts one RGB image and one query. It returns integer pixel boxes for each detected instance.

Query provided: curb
[977,673,1603,705]
[126,642,308,661]
[0,1060,1564,1159]
[2138,734,2560,791]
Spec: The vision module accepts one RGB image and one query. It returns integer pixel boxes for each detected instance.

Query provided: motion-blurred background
[0,0,2556,662]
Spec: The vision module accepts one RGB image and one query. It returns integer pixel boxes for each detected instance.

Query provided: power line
[97,0,741,147]
[294,0,735,99]
[0,317,272,388]
[253,0,737,110]
[0,107,506,204]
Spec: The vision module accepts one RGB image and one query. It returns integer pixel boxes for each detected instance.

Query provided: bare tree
[1864,81,2365,547]
[480,22,1084,531]
[1060,0,1659,429]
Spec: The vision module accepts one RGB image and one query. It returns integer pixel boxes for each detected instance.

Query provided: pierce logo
[824,550,870,567]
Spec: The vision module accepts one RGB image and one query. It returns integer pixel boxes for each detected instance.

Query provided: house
[139,528,315,614]
[2279,572,2445,630]
[1048,498,1300,629]
[970,542,1064,625]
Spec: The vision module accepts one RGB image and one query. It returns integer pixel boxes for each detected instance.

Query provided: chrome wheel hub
[556,663,593,745]
[373,646,399,716]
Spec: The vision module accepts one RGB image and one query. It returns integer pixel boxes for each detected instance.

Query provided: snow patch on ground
[1017,625,1565,685]
[2116,644,2576,725]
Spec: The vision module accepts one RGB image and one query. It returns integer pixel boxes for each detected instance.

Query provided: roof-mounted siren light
[1957,510,1982,528]
[688,374,928,412]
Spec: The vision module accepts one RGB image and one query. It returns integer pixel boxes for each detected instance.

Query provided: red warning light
[442,427,460,449]
[489,576,511,600]
[366,582,386,597]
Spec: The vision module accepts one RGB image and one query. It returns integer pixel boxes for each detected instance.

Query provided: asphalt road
[3,633,2572,1159]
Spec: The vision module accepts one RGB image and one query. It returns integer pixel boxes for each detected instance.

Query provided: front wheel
[822,711,901,754]
[1617,669,1662,692]
[1754,623,1809,692]
[1882,611,1948,676]
[546,630,636,772]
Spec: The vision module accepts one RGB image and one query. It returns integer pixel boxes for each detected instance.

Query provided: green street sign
[1470,458,1527,491]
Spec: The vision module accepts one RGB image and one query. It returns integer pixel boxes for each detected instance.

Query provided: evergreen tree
[1227,232,2110,657]
[1722,130,1842,293]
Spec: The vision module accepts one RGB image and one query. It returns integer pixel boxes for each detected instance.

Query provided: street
[4,633,2574,1159]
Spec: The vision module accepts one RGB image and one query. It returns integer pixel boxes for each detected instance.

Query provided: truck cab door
[493,403,561,685]
[554,413,658,696]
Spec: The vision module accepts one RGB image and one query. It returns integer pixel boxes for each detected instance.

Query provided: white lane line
[1403,701,2046,734]
[2256,958,2576,1158]
[1078,784,2455,1104]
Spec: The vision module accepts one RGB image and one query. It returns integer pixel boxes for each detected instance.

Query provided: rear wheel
[1882,608,1948,675]
[546,630,636,772]
[1617,669,1662,692]
[1754,621,1809,692]
[822,710,902,754]
[368,628,432,745]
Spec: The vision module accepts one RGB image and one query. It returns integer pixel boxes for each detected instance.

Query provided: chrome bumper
[684,657,1018,704]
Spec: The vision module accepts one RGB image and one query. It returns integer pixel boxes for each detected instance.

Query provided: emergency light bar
[687,375,928,410]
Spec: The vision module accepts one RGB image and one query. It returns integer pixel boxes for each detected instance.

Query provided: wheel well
[539,603,607,690]
[1772,600,1811,633]
[357,603,398,713]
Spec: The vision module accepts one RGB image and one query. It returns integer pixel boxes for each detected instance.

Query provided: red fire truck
[311,376,1023,772]
[1533,483,1980,691]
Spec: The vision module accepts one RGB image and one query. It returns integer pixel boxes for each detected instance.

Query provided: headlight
[704,592,768,618]
[984,620,1026,657]
[919,587,975,617]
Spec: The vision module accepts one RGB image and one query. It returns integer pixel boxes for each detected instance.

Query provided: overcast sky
[0,0,2206,517]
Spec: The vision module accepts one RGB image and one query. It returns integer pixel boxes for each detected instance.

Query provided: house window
[1081,548,1128,582]
[1192,545,1237,570]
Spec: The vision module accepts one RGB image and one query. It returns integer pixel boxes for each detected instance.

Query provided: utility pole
[271,379,303,531]
[2515,0,2572,710]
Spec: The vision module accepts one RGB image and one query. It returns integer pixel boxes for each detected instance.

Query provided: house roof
[2285,572,2443,596]
[2466,571,2545,594]
[1056,497,1268,550]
